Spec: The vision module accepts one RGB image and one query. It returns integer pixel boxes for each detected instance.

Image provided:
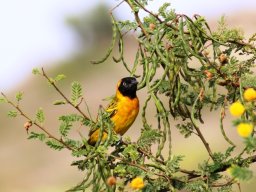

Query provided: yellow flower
[237,123,253,137]
[244,88,256,101]
[130,177,144,190]
[229,102,245,117]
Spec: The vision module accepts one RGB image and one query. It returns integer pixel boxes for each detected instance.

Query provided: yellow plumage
[88,77,139,145]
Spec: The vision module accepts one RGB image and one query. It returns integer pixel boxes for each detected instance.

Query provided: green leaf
[122,144,139,161]
[217,185,232,192]
[59,121,72,137]
[8,110,18,118]
[224,146,235,159]
[28,132,46,141]
[71,81,83,106]
[157,80,170,94]
[65,138,82,148]
[166,155,184,173]
[16,91,23,102]
[228,165,253,181]
[55,74,66,82]
[185,180,208,192]
[0,97,7,103]
[241,75,256,88]
[36,108,45,124]
[71,159,90,171]
[138,129,162,148]
[244,136,256,153]
[32,68,40,75]
[53,100,66,105]
[59,114,83,122]
[114,164,127,177]
[58,114,84,136]
[126,165,143,176]
[46,139,64,151]
[176,122,194,138]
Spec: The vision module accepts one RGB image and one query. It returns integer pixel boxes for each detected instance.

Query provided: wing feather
[105,97,118,118]
[88,97,118,136]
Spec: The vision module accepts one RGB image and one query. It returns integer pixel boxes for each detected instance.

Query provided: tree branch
[1,92,75,151]
[41,68,91,121]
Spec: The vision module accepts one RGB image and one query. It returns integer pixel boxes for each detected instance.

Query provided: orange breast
[111,96,139,135]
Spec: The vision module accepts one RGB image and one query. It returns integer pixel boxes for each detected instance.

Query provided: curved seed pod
[131,48,141,77]
[138,46,149,90]
[95,107,106,147]
[92,163,102,191]
[91,14,117,64]
[141,95,152,128]
[113,36,124,63]
[148,66,169,92]
[148,55,158,82]
[173,75,181,107]
[151,92,171,158]
[220,105,236,146]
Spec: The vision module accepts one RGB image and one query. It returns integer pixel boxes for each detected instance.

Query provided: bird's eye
[123,82,127,87]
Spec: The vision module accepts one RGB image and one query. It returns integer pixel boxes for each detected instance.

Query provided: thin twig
[125,0,149,38]
[111,155,171,182]
[190,88,214,160]
[1,92,74,151]
[188,154,256,180]
[220,102,236,146]
[211,178,235,187]
[109,0,125,13]
[133,0,188,34]
[121,140,201,178]
[41,68,91,121]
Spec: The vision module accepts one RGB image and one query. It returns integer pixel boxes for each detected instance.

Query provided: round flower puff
[229,102,245,117]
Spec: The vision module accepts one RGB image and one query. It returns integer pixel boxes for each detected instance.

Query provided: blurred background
[0,0,256,191]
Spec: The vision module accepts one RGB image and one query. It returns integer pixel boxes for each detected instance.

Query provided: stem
[125,0,149,39]
[1,92,74,151]
[41,68,91,121]
[111,155,171,182]
[190,88,214,160]
[220,104,236,146]
[133,0,184,33]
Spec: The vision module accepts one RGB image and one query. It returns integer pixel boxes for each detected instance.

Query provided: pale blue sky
[0,0,255,91]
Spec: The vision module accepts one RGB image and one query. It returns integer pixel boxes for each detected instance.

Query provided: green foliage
[244,136,256,153]
[53,100,66,105]
[166,155,184,173]
[35,108,45,124]
[241,74,256,88]
[217,185,233,192]
[2,1,256,192]
[59,120,72,137]
[15,91,23,102]
[7,110,17,118]
[54,74,66,82]
[71,81,83,106]
[212,146,235,163]
[213,16,244,42]
[28,132,46,141]
[46,139,64,151]
[228,165,253,181]
[184,180,209,192]
[137,128,162,148]
[32,68,40,75]
[59,114,83,137]
[122,144,140,161]
[176,122,194,138]
[0,96,6,103]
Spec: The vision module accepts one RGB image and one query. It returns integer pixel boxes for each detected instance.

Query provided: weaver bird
[88,77,139,145]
